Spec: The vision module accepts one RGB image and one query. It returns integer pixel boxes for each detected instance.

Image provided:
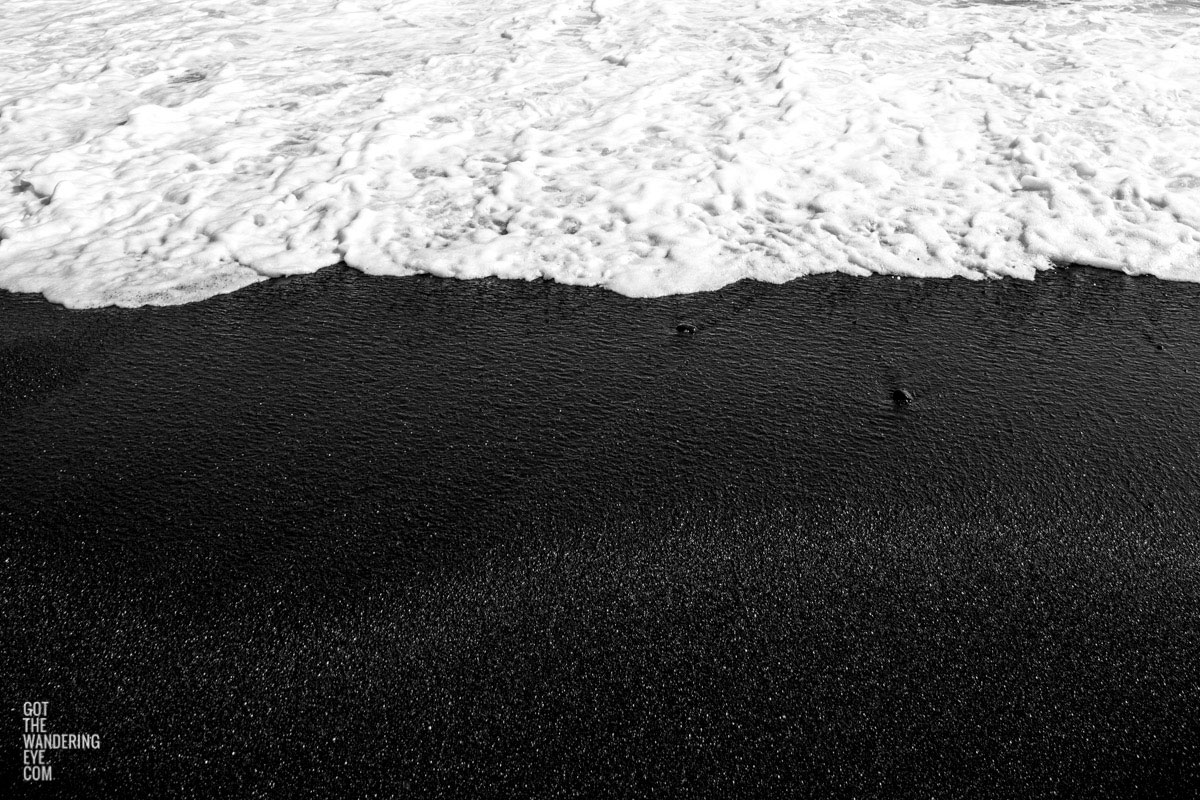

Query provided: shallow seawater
[3,267,1198,797]
[3,0,1200,305]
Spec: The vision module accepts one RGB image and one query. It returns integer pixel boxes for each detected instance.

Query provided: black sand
[3,266,1199,797]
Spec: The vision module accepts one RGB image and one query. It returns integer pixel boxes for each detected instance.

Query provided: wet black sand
[3,266,1199,797]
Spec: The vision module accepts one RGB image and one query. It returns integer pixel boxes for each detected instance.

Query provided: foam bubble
[2,0,1198,307]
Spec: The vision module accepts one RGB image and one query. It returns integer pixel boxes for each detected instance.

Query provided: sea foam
[1,0,1198,307]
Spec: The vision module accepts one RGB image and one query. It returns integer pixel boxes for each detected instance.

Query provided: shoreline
[4,257,1200,313]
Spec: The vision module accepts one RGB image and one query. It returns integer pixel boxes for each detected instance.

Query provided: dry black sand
[4,266,1199,798]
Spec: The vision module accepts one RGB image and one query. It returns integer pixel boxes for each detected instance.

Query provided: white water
[1,0,1198,307]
